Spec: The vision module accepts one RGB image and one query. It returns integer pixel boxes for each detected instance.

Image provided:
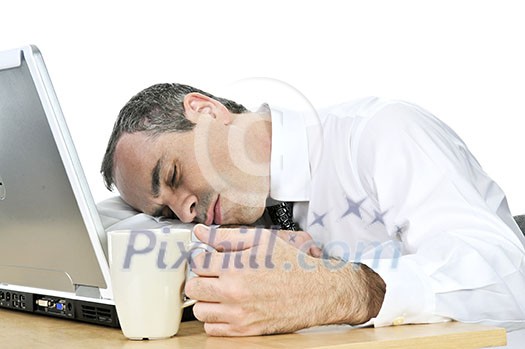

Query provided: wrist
[315,259,386,326]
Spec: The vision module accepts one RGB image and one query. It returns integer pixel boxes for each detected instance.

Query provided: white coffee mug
[108,227,210,340]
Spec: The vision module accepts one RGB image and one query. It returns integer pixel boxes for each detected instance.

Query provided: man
[101,83,525,336]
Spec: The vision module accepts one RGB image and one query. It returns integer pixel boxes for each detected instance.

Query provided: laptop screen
[0,47,109,294]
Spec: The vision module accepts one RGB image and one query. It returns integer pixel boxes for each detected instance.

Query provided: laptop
[0,45,118,327]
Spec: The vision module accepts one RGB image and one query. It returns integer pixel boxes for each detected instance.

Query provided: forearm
[188,226,388,336]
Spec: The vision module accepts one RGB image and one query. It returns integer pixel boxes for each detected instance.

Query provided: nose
[166,190,198,223]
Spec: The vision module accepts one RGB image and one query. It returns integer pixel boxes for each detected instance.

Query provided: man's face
[113,112,270,225]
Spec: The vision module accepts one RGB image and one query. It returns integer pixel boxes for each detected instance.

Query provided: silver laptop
[0,46,118,327]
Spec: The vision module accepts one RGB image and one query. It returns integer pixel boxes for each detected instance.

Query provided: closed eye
[171,164,178,187]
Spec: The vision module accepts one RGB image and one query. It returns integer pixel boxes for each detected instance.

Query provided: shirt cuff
[360,256,450,327]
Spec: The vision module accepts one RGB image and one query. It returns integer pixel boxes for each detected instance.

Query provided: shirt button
[392,316,405,325]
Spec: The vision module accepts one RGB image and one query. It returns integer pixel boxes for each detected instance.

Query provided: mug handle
[181,240,216,309]
[182,298,198,308]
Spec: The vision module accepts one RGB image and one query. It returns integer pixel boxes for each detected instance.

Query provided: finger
[204,322,260,337]
[192,249,263,276]
[274,230,322,255]
[190,250,234,277]
[192,301,232,324]
[204,322,233,337]
[193,224,268,252]
[185,276,224,302]
[309,245,323,258]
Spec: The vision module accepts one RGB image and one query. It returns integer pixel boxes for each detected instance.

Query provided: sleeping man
[101,83,525,336]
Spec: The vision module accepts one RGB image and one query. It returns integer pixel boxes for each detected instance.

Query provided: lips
[213,195,222,225]
[205,195,222,225]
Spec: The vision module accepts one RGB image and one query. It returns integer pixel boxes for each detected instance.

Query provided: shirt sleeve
[353,101,525,330]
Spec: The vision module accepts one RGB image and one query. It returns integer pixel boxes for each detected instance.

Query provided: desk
[0,309,506,348]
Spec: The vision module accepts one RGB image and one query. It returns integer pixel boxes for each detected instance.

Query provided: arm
[354,101,525,328]
[185,226,386,336]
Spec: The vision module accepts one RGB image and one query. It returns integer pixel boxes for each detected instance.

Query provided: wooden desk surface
[0,308,506,349]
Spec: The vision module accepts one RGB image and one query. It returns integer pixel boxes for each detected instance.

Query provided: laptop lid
[0,46,112,299]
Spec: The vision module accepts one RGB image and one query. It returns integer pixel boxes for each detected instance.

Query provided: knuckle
[227,283,250,303]
[205,280,220,298]
[232,305,249,320]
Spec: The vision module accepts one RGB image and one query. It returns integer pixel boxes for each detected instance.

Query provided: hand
[185,226,386,336]
[268,227,323,258]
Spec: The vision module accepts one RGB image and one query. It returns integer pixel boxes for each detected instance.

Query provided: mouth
[205,195,222,225]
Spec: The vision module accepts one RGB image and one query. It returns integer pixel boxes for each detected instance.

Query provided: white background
[1,0,524,214]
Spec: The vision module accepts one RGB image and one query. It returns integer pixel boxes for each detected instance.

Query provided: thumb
[192,224,265,252]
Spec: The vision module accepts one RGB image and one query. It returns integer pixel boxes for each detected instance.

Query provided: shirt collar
[269,105,311,202]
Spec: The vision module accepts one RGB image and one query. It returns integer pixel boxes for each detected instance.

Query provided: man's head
[101,83,272,225]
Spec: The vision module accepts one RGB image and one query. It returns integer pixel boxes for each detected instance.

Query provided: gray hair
[101,83,248,190]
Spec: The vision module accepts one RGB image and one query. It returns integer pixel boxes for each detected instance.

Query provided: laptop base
[0,286,119,328]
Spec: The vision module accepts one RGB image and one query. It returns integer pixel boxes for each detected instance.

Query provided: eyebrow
[151,157,162,199]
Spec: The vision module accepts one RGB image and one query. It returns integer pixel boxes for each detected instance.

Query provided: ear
[183,92,232,125]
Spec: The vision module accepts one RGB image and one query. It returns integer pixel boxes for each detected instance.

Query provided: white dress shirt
[269,97,525,330]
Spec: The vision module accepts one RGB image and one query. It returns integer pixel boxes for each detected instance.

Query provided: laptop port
[36,299,53,308]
